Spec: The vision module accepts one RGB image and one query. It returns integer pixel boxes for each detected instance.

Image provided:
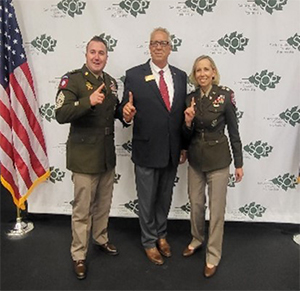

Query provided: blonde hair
[189,55,220,87]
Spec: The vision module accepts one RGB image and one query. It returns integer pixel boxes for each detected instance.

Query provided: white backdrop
[13,0,299,223]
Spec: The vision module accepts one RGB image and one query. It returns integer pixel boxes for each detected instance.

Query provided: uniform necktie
[159,70,171,111]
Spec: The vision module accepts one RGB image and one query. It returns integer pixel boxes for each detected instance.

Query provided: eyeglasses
[150,41,170,47]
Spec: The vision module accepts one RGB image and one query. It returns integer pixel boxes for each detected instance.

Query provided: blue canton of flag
[0,0,50,210]
[0,0,25,88]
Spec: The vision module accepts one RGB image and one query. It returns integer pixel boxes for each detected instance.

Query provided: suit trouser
[70,169,115,261]
[135,163,178,248]
[188,165,229,266]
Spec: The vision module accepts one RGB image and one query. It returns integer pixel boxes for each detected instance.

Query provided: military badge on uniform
[110,81,118,97]
[59,76,69,89]
[211,119,218,127]
[213,95,225,107]
[55,91,65,109]
[86,82,93,90]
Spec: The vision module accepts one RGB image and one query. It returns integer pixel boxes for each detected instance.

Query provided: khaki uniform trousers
[70,169,115,261]
[188,165,229,266]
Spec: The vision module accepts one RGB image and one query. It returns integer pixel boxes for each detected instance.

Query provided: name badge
[145,75,155,82]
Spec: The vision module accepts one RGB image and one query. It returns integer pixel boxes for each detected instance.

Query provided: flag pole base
[293,234,300,246]
[6,217,34,238]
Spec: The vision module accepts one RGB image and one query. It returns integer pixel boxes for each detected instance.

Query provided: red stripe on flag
[10,68,47,154]
[0,131,32,189]
[0,132,21,199]
[10,109,45,178]
[0,165,21,200]
[20,63,35,96]
[0,99,12,128]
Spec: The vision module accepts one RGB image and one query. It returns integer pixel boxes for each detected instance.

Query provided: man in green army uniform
[55,36,125,280]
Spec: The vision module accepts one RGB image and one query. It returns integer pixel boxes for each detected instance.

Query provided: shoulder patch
[55,91,65,109]
[230,91,236,107]
[59,76,69,89]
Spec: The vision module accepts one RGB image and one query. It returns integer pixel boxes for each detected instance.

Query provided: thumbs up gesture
[90,83,106,106]
[123,91,136,123]
[184,97,195,128]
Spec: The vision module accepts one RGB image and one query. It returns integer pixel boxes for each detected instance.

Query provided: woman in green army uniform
[182,55,244,278]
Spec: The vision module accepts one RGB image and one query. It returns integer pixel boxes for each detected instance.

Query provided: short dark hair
[86,36,108,52]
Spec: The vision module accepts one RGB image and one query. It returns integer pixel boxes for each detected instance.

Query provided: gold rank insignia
[86,81,93,90]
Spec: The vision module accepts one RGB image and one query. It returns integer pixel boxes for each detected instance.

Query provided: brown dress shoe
[182,244,201,257]
[74,260,86,280]
[157,238,171,257]
[204,265,217,278]
[97,242,119,256]
[145,247,164,265]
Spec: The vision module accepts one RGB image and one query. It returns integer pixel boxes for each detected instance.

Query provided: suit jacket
[183,84,243,172]
[55,64,123,174]
[120,60,187,168]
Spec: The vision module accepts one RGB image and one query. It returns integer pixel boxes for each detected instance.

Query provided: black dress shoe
[73,260,86,280]
[96,242,119,256]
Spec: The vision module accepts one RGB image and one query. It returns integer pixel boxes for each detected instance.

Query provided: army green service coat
[55,64,123,174]
[183,84,243,172]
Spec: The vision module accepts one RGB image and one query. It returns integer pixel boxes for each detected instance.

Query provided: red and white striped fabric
[0,0,50,210]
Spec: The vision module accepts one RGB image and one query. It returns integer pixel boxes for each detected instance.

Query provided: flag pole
[7,206,34,238]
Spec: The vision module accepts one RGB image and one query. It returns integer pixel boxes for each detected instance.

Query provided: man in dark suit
[120,27,187,265]
[55,36,124,279]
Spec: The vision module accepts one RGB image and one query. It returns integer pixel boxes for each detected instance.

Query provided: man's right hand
[90,83,106,106]
[123,91,136,123]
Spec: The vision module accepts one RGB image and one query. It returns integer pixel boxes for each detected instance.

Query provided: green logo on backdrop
[99,33,117,52]
[119,0,150,17]
[114,173,121,184]
[171,35,182,52]
[236,110,244,123]
[279,106,300,126]
[40,103,55,122]
[248,70,281,91]
[244,141,273,159]
[185,0,217,15]
[271,173,298,191]
[239,202,266,219]
[255,0,288,14]
[124,199,139,215]
[218,32,249,54]
[57,0,86,17]
[49,166,65,183]
[228,174,236,187]
[31,34,57,54]
[287,33,300,51]
[122,140,132,153]
[178,202,191,214]
[177,202,207,214]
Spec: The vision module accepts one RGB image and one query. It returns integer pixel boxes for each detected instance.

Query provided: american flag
[0,0,50,210]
